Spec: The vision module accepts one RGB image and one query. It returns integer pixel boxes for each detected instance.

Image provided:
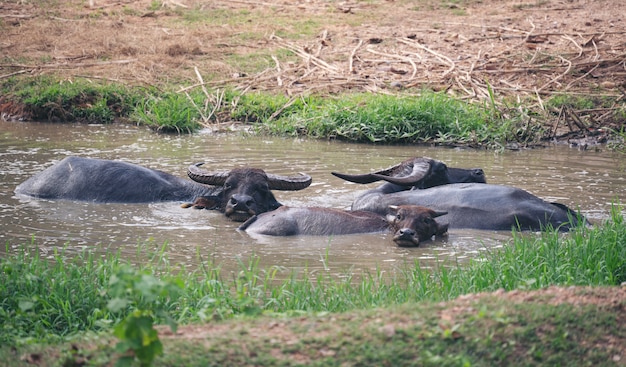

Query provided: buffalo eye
[396,213,403,221]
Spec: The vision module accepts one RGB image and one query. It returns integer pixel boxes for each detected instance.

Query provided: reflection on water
[1,119,625,276]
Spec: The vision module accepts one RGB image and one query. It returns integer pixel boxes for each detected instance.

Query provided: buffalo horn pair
[188,163,312,191]
[332,157,433,186]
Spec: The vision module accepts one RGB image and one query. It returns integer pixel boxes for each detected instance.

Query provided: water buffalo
[15,156,312,222]
[332,157,486,200]
[185,162,311,221]
[239,204,448,247]
[332,157,486,189]
[347,182,583,231]
[333,157,583,231]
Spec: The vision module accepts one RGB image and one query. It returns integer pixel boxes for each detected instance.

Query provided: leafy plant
[106,264,182,367]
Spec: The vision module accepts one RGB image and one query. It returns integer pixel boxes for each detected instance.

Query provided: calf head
[186,163,312,222]
[386,205,448,247]
[332,157,485,188]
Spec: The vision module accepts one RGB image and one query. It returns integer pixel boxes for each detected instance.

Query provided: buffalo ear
[185,195,221,210]
[268,201,282,212]
[385,205,400,223]
[436,222,449,236]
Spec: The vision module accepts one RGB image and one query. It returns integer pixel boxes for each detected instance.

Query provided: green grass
[131,92,203,133]
[6,76,141,124]
[3,291,624,367]
[0,207,624,366]
[2,76,624,147]
[1,206,624,347]
[261,92,516,148]
[546,94,615,111]
[176,6,324,40]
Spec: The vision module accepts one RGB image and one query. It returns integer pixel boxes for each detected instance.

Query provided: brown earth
[162,285,626,339]
[1,0,625,140]
[2,0,626,360]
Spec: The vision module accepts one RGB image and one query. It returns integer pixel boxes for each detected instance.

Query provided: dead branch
[522,17,536,43]
[561,34,583,59]
[349,39,363,74]
[534,87,545,111]
[315,30,328,58]
[272,35,341,74]
[565,64,599,90]
[397,38,455,77]
[267,96,299,122]
[0,59,137,69]
[0,70,28,80]
[271,55,283,87]
[537,55,572,92]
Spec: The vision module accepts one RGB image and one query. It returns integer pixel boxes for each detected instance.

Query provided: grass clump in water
[0,76,553,145]
[231,92,321,123]
[2,77,625,147]
[132,91,203,133]
[262,92,516,148]
[7,76,140,124]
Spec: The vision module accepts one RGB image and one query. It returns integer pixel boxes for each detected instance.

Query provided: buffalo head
[331,157,485,188]
[386,205,448,247]
[185,163,312,222]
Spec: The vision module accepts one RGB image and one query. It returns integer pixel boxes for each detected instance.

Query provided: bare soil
[163,285,626,339]
[2,0,626,360]
[1,0,625,139]
[159,286,626,365]
[2,0,625,93]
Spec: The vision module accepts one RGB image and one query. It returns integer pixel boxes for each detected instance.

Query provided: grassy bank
[2,0,625,151]
[1,206,624,365]
[5,287,624,367]
[3,76,625,149]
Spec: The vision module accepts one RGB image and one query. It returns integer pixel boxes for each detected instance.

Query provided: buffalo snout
[225,193,257,222]
[393,227,421,247]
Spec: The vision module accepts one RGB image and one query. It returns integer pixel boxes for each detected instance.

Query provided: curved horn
[331,171,383,184]
[187,163,230,186]
[373,157,432,186]
[432,210,448,218]
[332,157,433,186]
[267,172,312,191]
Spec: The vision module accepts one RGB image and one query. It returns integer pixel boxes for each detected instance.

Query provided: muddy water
[1,119,625,277]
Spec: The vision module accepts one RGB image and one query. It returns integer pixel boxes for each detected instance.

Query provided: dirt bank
[1,0,625,139]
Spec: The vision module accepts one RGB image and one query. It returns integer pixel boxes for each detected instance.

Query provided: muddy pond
[1,119,625,278]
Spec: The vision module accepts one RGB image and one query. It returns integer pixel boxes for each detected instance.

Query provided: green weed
[2,76,624,144]
[262,92,510,148]
[546,94,613,111]
[10,77,139,124]
[131,92,202,133]
[107,264,182,367]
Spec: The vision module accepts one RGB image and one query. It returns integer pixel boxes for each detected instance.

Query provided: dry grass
[1,0,625,134]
